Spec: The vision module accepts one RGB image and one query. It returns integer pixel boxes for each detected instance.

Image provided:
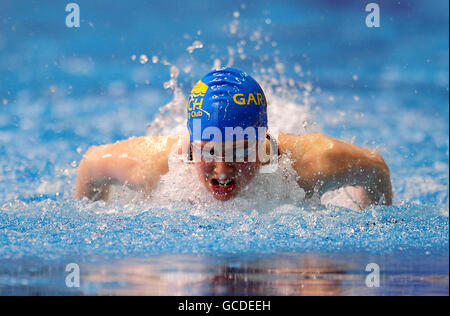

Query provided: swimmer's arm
[279,133,392,205]
[74,135,183,201]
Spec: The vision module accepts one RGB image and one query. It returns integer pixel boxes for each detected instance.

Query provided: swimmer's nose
[214,161,234,175]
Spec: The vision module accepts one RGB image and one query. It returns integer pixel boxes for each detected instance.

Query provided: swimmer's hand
[280,133,393,206]
[74,135,183,201]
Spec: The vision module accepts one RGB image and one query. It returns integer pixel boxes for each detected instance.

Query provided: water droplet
[213,59,221,69]
[275,62,285,74]
[186,41,203,53]
[139,54,149,64]
[184,65,192,73]
[229,22,238,35]
[131,54,136,61]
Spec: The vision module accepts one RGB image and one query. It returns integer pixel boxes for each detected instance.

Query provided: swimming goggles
[190,141,258,162]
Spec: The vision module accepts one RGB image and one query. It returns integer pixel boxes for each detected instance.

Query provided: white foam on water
[147,147,306,212]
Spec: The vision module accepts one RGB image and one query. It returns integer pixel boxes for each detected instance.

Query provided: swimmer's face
[191,140,262,201]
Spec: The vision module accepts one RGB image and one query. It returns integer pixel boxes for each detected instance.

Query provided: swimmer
[74,67,392,208]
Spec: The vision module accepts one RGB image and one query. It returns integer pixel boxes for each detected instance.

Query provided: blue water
[0,0,448,295]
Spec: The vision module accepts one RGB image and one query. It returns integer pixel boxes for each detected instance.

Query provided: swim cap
[187,67,268,142]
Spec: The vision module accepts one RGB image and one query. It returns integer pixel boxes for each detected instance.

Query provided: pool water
[0,0,448,295]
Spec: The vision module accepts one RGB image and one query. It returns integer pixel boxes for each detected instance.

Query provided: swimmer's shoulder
[138,134,187,153]
[85,134,188,162]
[277,132,388,175]
[277,132,333,158]
[119,134,189,160]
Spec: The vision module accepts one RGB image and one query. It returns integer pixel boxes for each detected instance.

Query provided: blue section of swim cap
[187,67,268,142]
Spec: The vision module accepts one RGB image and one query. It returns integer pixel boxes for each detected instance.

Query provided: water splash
[146,148,305,212]
[1,193,448,260]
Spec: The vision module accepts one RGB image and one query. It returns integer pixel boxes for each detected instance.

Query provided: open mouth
[210,179,236,195]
